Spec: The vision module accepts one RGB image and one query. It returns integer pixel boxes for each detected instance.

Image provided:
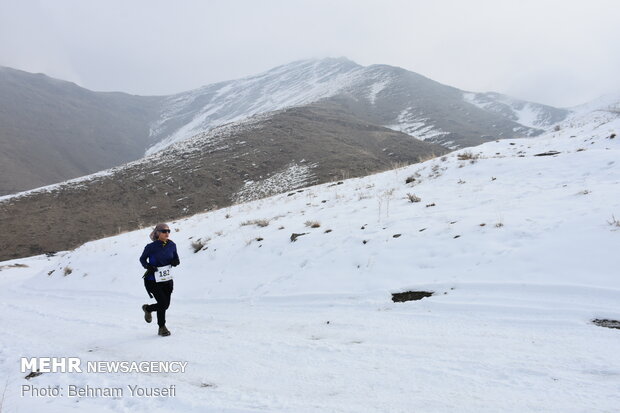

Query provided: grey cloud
[1,0,619,106]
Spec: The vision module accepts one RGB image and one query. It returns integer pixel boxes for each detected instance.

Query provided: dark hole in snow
[25,370,43,380]
[592,319,620,330]
[534,151,561,156]
[392,291,434,302]
[290,233,308,242]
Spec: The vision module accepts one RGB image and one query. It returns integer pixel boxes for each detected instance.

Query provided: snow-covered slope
[148,58,550,154]
[1,102,618,412]
[0,102,447,261]
[565,92,620,118]
[463,91,570,129]
[148,58,366,154]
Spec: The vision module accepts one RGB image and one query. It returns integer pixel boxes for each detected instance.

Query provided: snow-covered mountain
[147,58,364,154]
[2,58,571,195]
[0,66,162,195]
[462,91,569,129]
[148,57,564,153]
[1,94,618,412]
[0,102,447,261]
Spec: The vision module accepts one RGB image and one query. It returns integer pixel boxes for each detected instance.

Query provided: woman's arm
[171,246,180,267]
[139,245,150,269]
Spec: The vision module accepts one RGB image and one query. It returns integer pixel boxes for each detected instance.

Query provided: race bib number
[154,265,173,282]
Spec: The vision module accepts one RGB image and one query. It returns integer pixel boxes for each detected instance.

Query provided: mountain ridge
[2,58,571,195]
[0,101,447,261]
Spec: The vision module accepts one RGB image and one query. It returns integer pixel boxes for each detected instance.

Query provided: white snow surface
[232,162,319,204]
[1,104,619,412]
[367,80,389,105]
[463,92,562,130]
[386,107,451,144]
[147,58,368,155]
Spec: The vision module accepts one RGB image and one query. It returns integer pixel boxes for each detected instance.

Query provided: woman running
[140,223,180,336]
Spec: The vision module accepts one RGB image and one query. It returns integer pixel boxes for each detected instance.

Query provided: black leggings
[145,279,173,326]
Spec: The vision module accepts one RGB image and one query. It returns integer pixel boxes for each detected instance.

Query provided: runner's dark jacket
[139,239,180,281]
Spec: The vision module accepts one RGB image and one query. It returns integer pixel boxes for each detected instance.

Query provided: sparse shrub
[390,161,409,170]
[406,193,421,203]
[215,230,224,236]
[457,151,480,161]
[495,222,504,228]
[63,266,73,276]
[305,220,321,228]
[406,170,423,184]
[554,125,561,131]
[428,164,446,179]
[608,215,620,228]
[241,219,270,227]
[417,152,439,163]
[192,239,205,254]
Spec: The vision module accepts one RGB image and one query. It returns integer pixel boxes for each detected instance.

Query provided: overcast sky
[1,0,619,107]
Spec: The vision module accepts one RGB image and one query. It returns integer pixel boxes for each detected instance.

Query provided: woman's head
[149,223,171,242]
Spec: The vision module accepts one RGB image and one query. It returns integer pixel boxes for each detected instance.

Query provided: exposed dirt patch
[592,319,620,330]
[391,291,434,302]
[0,263,29,271]
[290,233,308,242]
[534,151,561,156]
